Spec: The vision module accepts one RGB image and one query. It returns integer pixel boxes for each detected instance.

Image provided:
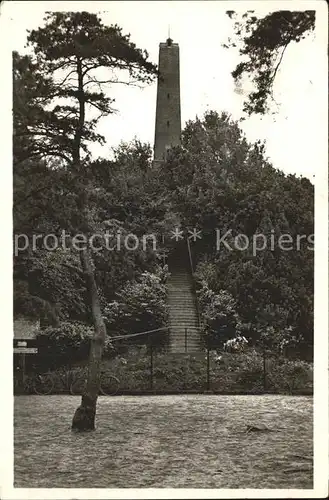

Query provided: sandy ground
[14,394,313,488]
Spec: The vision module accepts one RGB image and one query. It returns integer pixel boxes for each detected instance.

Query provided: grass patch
[14,394,313,488]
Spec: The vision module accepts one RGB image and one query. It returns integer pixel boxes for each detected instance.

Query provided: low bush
[35,321,114,371]
[266,357,313,393]
[197,282,242,348]
[17,346,313,395]
[103,269,169,347]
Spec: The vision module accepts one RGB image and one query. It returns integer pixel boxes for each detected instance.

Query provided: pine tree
[19,11,157,430]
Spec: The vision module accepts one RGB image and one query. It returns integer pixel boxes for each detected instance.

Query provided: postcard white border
[1,1,328,498]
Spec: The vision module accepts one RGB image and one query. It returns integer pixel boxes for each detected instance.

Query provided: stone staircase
[167,244,201,353]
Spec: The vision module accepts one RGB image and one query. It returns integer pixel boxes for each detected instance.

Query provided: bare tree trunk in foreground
[72,247,106,431]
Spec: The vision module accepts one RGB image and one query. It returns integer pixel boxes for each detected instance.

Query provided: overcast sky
[4,0,327,180]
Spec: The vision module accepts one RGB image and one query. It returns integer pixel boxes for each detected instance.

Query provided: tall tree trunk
[71,247,106,431]
[71,56,107,431]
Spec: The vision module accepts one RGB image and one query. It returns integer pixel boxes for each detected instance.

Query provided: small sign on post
[17,340,27,347]
[14,347,38,354]
[14,333,39,388]
[14,338,38,354]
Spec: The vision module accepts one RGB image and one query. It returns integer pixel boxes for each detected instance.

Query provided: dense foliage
[103,269,169,334]
[13,12,159,331]
[14,12,313,374]
[164,111,313,355]
[35,321,114,370]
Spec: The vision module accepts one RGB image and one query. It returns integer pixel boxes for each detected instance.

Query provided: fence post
[22,353,26,387]
[263,349,267,392]
[150,342,154,392]
[185,327,187,353]
[206,348,210,392]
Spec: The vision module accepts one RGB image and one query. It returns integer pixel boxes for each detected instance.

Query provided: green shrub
[35,321,113,370]
[18,345,313,395]
[106,348,313,394]
[229,349,264,392]
[210,349,313,394]
[267,357,313,394]
[103,270,169,341]
[196,281,244,349]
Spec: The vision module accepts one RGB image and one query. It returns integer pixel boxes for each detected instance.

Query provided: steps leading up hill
[167,243,202,353]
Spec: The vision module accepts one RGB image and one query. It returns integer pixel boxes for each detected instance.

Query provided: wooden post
[185,327,187,353]
[22,353,26,386]
[263,349,267,392]
[150,343,154,391]
[206,348,210,391]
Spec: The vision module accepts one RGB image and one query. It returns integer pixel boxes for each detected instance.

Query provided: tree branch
[62,262,85,277]
[270,41,290,87]
[55,69,77,87]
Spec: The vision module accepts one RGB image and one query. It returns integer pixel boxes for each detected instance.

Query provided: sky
[3,0,328,180]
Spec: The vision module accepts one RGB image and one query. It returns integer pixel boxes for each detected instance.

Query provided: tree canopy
[164,111,313,353]
[13,11,314,410]
[224,10,316,115]
[15,11,157,167]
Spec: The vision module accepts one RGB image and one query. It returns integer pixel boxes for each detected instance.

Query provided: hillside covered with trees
[13,11,314,428]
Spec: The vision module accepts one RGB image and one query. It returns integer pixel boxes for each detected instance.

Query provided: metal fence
[107,330,313,395]
[13,326,313,396]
